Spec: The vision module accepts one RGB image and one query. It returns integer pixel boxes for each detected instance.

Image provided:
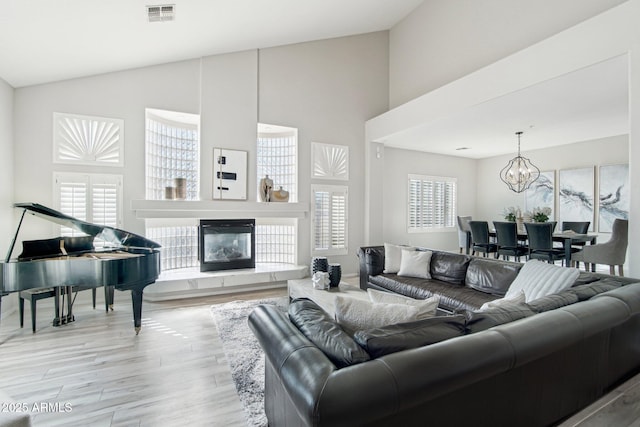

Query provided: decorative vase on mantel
[271,186,289,202]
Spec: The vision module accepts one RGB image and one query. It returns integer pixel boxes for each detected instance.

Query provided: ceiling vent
[147,4,175,22]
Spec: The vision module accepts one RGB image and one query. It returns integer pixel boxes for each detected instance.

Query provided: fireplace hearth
[199,219,255,272]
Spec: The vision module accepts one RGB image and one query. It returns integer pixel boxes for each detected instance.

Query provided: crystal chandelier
[499,131,540,193]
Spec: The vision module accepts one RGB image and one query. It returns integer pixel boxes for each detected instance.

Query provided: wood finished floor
[1,280,639,427]
[0,287,287,427]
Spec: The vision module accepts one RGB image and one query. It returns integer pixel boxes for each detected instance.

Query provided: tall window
[407,174,457,232]
[145,108,200,200]
[54,172,123,238]
[311,185,348,255]
[257,123,297,202]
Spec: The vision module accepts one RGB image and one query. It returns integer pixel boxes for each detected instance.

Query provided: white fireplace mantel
[131,199,309,219]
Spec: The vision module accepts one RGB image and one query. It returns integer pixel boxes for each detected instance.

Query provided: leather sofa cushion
[462,303,537,334]
[288,298,370,368]
[572,281,620,300]
[527,292,580,313]
[368,274,497,312]
[430,251,472,285]
[465,258,521,296]
[353,315,467,358]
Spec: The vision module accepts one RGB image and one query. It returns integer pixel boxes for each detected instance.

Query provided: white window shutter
[407,174,457,232]
[312,185,348,255]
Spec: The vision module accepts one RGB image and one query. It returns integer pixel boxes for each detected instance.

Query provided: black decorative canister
[328,264,341,288]
[311,256,329,275]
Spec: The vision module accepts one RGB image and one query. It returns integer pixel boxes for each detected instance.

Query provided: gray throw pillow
[288,298,370,368]
[353,315,466,358]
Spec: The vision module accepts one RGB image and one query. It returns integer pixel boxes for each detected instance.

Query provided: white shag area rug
[211,297,288,427]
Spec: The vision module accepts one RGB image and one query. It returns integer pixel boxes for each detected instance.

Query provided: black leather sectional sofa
[249,246,640,426]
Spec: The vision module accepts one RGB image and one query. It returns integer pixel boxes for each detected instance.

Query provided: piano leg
[63,285,74,324]
[131,289,143,335]
[53,287,62,326]
[104,285,115,312]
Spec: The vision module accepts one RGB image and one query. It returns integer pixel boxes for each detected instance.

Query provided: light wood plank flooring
[1,280,638,427]
[0,287,286,427]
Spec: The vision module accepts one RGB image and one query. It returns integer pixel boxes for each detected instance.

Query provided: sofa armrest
[248,305,336,423]
[357,246,385,290]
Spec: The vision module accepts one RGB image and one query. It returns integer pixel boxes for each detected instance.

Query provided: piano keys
[0,202,161,334]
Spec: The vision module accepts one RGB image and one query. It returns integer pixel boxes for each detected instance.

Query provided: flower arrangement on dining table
[502,206,520,222]
[529,206,552,223]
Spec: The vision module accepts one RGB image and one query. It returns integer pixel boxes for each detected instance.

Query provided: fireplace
[199,219,256,272]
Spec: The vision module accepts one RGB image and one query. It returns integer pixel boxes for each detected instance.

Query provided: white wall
[389,0,627,108]
[476,135,629,223]
[14,60,202,241]
[0,77,15,316]
[381,146,476,252]
[12,32,389,276]
[381,135,628,255]
[259,32,389,270]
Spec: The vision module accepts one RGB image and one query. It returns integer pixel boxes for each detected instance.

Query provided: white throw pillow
[478,290,526,311]
[398,249,432,279]
[504,260,579,303]
[367,289,439,319]
[335,296,420,333]
[383,243,415,274]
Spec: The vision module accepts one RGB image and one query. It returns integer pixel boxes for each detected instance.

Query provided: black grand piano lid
[15,203,161,249]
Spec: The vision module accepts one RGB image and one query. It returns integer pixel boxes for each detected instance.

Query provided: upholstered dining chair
[493,221,527,262]
[456,215,472,254]
[560,221,591,267]
[468,221,498,258]
[572,218,628,276]
[524,222,565,265]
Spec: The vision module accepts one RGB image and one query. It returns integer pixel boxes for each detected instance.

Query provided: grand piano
[0,203,161,334]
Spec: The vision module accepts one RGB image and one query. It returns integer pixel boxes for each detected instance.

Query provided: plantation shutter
[54,173,123,237]
[312,185,348,255]
[407,174,457,232]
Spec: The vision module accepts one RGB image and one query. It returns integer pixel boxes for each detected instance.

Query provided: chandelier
[499,131,540,193]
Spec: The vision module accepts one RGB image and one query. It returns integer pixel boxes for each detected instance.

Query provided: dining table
[465,229,597,268]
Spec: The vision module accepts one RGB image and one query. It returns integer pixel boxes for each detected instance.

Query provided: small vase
[311,257,328,275]
[328,264,341,288]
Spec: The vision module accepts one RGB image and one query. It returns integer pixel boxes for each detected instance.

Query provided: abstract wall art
[558,167,594,231]
[525,171,555,220]
[598,164,629,232]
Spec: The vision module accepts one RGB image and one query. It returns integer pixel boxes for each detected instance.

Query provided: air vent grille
[147,4,175,22]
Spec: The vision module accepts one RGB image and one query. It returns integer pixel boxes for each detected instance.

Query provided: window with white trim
[54,172,123,239]
[145,108,200,200]
[311,185,348,255]
[407,174,456,232]
[257,123,298,202]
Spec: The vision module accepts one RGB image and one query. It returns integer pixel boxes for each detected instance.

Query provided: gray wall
[389,0,627,107]
[12,32,389,275]
[0,77,15,316]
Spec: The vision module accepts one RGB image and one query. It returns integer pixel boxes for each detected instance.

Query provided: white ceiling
[0,0,424,88]
[380,54,629,159]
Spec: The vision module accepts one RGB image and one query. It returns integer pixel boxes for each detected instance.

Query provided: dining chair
[572,219,628,276]
[524,222,565,265]
[456,215,472,254]
[560,221,591,267]
[468,221,498,258]
[493,221,527,262]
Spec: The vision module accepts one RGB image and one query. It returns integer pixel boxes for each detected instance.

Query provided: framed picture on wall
[558,167,595,231]
[213,148,247,200]
[598,163,629,232]
[524,170,555,220]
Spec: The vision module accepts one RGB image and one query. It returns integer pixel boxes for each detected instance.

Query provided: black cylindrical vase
[328,264,341,288]
[312,257,329,275]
